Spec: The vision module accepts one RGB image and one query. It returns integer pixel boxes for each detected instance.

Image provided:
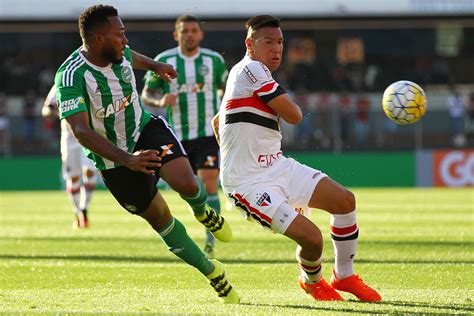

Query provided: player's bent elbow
[284,112,303,125]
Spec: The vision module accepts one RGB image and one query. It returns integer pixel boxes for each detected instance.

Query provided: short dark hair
[79,5,118,41]
[246,15,280,38]
[175,14,201,30]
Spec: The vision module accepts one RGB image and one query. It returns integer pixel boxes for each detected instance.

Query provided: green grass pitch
[1,188,473,315]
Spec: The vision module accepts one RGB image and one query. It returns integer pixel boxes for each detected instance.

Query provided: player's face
[247,27,283,72]
[174,21,203,53]
[101,16,128,64]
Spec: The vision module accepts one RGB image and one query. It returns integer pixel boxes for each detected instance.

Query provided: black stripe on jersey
[225,112,279,131]
[330,230,359,241]
[258,85,287,103]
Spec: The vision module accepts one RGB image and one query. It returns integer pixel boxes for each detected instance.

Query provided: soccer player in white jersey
[55,5,238,304]
[213,15,381,302]
[42,84,97,228]
[142,15,228,258]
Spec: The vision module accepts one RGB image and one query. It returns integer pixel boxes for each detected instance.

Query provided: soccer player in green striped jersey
[55,5,238,304]
[142,15,228,258]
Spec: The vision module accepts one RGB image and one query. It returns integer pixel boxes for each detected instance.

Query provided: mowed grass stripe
[1,189,473,315]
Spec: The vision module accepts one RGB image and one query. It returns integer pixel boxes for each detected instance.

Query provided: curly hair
[79,5,118,42]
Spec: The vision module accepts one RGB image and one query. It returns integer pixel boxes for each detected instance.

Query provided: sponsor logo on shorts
[312,171,321,179]
[124,204,137,212]
[160,144,174,157]
[204,155,217,167]
[255,192,271,207]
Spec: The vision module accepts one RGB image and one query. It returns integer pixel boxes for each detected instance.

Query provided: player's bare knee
[85,169,95,178]
[178,178,200,197]
[333,189,356,213]
[341,189,356,212]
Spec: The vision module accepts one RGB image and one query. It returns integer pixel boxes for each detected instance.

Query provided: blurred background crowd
[0,0,473,157]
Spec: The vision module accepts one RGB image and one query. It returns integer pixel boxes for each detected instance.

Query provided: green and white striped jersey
[55,46,151,170]
[143,47,227,141]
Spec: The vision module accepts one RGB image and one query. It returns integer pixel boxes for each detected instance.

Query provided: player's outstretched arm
[66,111,161,174]
[131,50,177,83]
[41,85,59,119]
[267,93,303,124]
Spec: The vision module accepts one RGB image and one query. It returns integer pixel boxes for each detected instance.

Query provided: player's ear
[173,30,179,42]
[92,31,104,45]
[245,38,253,52]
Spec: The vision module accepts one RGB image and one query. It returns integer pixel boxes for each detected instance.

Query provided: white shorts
[61,144,96,181]
[224,157,327,234]
[60,120,96,180]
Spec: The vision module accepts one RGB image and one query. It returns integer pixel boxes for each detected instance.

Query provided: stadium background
[0,0,473,189]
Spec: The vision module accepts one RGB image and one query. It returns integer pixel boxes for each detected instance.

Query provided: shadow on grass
[1,254,473,265]
[2,236,473,248]
[241,301,474,315]
[377,300,474,313]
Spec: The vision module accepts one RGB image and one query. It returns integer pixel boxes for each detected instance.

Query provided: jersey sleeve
[143,54,165,90]
[215,54,228,88]
[238,61,286,103]
[55,71,88,120]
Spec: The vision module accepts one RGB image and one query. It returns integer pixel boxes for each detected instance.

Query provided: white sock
[330,210,358,279]
[79,185,94,211]
[67,189,81,214]
[295,245,322,284]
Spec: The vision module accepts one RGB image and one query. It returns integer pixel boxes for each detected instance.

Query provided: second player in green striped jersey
[141,15,228,258]
[142,23,228,141]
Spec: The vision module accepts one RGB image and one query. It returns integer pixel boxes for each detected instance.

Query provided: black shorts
[101,116,186,214]
[181,136,219,174]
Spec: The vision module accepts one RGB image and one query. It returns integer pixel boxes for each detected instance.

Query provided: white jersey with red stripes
[219,55,284,187]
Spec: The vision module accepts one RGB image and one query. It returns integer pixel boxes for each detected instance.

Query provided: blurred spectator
[355,93,371,146]
[38,67,55,95]
[338,92,352,146]
[333,66,351,91]
[447,86,466,147]
[466,92,474,136]
[315,91,335,149]
[0,92,11,156]
[23,90,37,150]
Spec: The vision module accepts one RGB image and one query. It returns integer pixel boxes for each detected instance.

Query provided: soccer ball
[382,80,427,125]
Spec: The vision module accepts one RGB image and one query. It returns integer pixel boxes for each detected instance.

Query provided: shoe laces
[210,271,232,297]
[351,275,371,290]
[200,208,224,231]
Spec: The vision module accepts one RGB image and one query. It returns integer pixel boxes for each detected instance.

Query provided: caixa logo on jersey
[60,97,84,113]
[95,92,137,119]
[175,83,212,93]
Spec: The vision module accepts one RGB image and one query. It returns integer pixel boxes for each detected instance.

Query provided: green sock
[180,177,207,217]
[205,194,221,243]
[157,217,213,275]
